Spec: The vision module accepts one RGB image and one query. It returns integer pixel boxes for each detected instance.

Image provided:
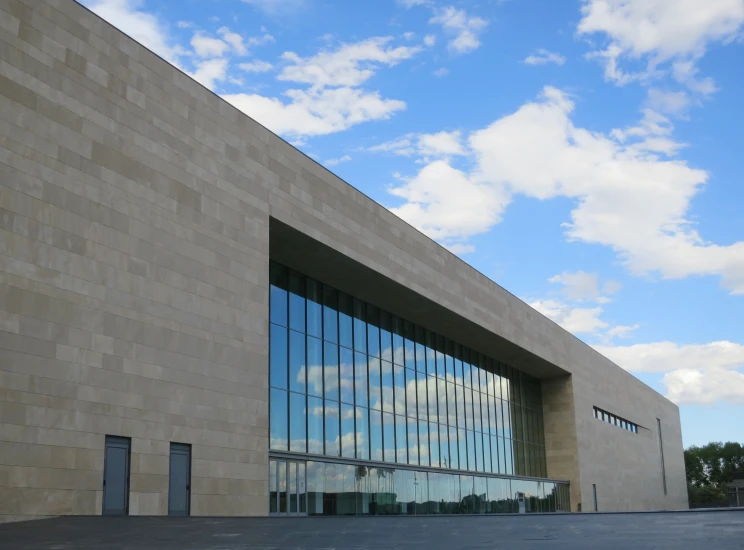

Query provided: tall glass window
[269,262,550,484]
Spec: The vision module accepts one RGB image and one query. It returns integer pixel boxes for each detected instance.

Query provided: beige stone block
[0,311,20,333]
[130,473,167,494]
[132,453,168,475]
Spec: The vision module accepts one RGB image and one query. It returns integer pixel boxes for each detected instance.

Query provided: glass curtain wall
[269,458,570,515]
[269,262,557,508]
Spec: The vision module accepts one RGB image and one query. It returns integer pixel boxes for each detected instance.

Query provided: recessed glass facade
[269,262,568,514]
[269,458,571,515]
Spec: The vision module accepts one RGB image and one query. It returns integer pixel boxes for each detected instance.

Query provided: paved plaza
[0,510,742,550]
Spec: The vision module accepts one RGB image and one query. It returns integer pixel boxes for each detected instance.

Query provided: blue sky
[84,0,744,448]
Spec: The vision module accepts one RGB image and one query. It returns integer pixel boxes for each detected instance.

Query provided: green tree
[684,441,744,507]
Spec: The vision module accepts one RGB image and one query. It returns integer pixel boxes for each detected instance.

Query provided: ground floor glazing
[269,457,570,516]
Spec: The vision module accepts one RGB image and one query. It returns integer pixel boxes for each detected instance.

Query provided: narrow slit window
[593,406,637,433]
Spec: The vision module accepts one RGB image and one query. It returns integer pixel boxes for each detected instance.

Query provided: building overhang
[270,217,569,381]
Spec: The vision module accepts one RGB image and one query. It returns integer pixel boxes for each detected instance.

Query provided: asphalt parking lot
[0,510,743,549]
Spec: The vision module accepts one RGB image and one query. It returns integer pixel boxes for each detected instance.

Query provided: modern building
[0,0,688,523]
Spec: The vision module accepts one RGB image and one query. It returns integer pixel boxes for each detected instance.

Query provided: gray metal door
[168,443,191,516]
[102,436,130,516]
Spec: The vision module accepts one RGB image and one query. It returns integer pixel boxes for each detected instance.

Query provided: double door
[102,436,191,516]
[269,459,306,516]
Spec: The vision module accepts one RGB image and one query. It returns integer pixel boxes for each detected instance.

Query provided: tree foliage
[684,442,744,487]
[684,441,744,508]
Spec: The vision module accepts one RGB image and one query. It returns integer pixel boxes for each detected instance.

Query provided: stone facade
[0,0,687,522]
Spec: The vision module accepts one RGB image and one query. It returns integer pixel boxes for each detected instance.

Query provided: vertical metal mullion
[273,460,280,516]
[295,464,298,516]
[352,312,358,460]
[391,361,397,464]
[286,461,291,516]
[294,461,299,516]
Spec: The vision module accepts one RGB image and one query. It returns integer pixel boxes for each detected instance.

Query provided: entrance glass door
[270,459,306,516]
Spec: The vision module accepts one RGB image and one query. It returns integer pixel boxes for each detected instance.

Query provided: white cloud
[593,341,744,405]
[578,0,744,92]
[604,324,640,339]
[548,270,621,302]
[278,37,422,88]
[325,154,352,167]
[389,160,510,246]
[433,67,449,77]
[247,33,276,48]
[528,272,630,340]
[369,136,417,157]
[671,59,717,95]
[446,243,475,255]
[390,86,744,294]
[239,60,274,73]
[430,6,488,54]
[524,49,566,66]
[370,130,466,159]
[191,32,230,58]
[530,299,609,334]
[224,87,406,138]
[424,34,437,47]
[646,88,692,116]
[403,31,416,41]
[191,28,262,59]
[419,130,467,157]
[188,58,228,90]
[663,368,744,405]
[176,20,194,29]
[226,37,419,139]
[595,341,744,373]
[85,0,185,64]
[602,279,623,295]
[217,27,248,56]
[609,108,685,155]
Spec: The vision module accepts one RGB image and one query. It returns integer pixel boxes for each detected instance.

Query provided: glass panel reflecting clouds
[341,403,355,458]
[325,400,340,457]
[354,352,368,408]
[307,337,322,398]
[381,361,394,414]
[270,262,552,492]
[308,396,323,454]
[369,356,382,411]
[383,412,395,462]
[290,392,306,453]
[270,324,288,390]
[306,279,322,339]
[270,388,288,451]
[396,415,408,464]
[340,347,354,404]
[356,407,369,460]
[324,342,339,402]
[370,409,383,462]
[289,330,305,394]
